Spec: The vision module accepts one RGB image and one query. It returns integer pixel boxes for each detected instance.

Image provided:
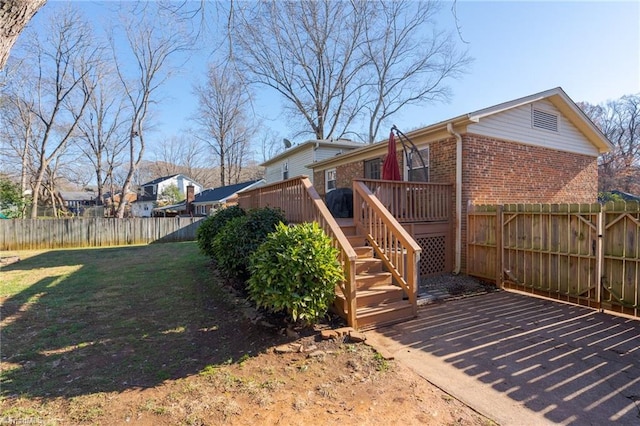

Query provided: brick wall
[463,134,598,205]
[459,133,599,272]
[337,162,363,189]
[314,161,365,197]
[428,137,457,184]
[313,170,325,196]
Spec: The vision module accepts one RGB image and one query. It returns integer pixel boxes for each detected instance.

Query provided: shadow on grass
[0,243,286,399]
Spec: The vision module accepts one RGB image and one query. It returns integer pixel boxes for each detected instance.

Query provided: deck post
[496,205,504,289]
[595,209,604,311]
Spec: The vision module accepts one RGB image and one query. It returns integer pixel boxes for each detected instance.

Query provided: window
[364,158,382,179]
[532,107,559,132]
[282,161,289,180]
[407,147,429,182]
[326,168,337,192]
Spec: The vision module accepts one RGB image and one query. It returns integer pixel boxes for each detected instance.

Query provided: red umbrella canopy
[382,130,402,181]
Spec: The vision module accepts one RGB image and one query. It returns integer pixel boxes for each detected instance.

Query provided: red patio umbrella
[382,130,402,181]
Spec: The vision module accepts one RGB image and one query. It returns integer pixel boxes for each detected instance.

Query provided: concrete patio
[366,290,640,425]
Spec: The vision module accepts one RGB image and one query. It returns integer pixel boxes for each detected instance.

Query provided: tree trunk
[0,0,46,70]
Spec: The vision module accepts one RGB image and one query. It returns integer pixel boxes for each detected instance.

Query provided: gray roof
[59,191,97,201]
[192,179,264,205]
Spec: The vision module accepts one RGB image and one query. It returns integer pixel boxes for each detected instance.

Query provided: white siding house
[131,174,203,217]
[261,139,365,184]
[466,99,601,156]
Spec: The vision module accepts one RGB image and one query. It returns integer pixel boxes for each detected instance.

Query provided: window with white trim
[407,147,429,182]
[326,168,337,192]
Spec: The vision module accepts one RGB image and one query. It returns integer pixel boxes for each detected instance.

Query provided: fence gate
[468,202,640,319]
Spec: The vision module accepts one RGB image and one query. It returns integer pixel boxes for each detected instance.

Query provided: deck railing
[358,179,451,222]
[237,176,359,327]
[353,180,421,313]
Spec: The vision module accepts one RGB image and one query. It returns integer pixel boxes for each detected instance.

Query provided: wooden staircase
[334,219,416,330]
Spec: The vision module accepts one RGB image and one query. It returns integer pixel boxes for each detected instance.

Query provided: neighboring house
[59,190,98,216]
[309,87,613,273]
[191,179,265,216]
[103,191,138,206]
[131,174,203,217]
[102,191,138,217]
[261,139,365,185]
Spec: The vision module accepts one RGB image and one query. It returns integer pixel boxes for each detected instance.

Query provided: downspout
[447,123,462,274]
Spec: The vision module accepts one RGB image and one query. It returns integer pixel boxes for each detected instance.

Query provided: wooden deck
[237,177,452,329]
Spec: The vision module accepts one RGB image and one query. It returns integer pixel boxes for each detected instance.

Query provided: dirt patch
[2,333,492,425]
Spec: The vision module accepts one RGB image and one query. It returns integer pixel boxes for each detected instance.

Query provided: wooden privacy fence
[468,202,640,318]
[1,217,204,250]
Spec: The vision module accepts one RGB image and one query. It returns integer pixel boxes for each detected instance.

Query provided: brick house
[309,87,612,273]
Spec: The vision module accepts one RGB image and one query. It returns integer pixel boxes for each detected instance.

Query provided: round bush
[196,205,245,258]
[211,207,286,278]
[247,222,343,324]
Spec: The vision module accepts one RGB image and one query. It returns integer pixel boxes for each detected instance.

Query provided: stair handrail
[237,176,359,328]
[353,180,421,312]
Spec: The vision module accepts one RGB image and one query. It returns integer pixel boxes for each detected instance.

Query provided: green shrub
[212,207,286,278]
[598,191,624,203]
[196,205,246,258]
[247,222,343,325]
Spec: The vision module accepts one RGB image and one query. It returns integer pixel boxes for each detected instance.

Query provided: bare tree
[6,7,100,218]
[0,0,46,69]
[229,1,366,140]
[360,0,471,143]
[74,60,129,206]
[112,7,191,218]
[228,0,470,142]
[0,79,39,199]
[193,61,255,186]
[257,128,284,164]
[579,95,640,194]
[150,135,213,186]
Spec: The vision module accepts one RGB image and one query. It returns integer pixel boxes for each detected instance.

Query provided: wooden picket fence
[468,201,640,318]
[0,217,204,250]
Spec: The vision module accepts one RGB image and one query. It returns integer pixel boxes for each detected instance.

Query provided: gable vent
[532,108,558,132]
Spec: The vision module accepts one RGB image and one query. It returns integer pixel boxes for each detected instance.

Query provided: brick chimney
[186,185,195,215]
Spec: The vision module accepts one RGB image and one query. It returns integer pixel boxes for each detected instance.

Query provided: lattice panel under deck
[417,235,446,277]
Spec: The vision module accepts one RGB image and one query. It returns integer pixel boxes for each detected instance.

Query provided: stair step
[355,285,405,307]
[356,258,382,274]
[356,301,416,330]
[347,234,367,247]
[340,225,357,236]
[355,272,392,289]
[334,285,404,309]
[335,218,355,228]
[354,246,373,258]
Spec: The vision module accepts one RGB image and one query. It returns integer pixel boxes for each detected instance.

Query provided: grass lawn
[0,242,490,425]
[1,243,279,416]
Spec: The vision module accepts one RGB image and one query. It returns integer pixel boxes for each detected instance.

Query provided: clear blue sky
[24,1,640,152]
[399,0,640,132]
